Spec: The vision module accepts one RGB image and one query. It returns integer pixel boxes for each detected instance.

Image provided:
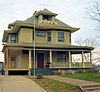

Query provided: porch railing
[51,62,92,68]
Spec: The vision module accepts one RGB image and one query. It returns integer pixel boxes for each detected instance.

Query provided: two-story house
[2,9,94,75]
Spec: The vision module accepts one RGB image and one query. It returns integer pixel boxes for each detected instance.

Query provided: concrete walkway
[0,76,46,92]
[45,75,100,86]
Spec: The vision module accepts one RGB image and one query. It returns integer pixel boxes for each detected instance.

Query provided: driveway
[0,76,46,92]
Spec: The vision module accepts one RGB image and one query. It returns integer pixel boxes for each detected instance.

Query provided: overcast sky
[0,0,98,61]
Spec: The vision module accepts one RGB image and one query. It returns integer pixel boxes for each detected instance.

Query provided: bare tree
[75,37,98,47]
[87,0,100,23]
[75,37,98,62]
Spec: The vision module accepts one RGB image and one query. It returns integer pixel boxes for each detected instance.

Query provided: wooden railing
[51,62,92,68]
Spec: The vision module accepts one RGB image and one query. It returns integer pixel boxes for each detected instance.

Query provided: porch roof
[3,43,94,53]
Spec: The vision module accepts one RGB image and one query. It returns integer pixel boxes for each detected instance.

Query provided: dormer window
[36,9,58,24]
[43,15,51,21]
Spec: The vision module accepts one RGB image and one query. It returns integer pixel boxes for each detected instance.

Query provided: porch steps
[31,68,54,75]
[79,84,100,92]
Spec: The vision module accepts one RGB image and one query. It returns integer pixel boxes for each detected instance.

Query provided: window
[57,52,66,62]
[58,32,64,42]
[10,34,17,43]
[47,32,51,42]
[36,31,45,37]
[69,33,71,43]
[43,15,51,21]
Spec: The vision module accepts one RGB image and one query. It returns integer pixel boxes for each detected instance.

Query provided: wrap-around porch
[4,47,93,75]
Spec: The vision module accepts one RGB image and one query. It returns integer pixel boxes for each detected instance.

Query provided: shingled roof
[8,9,79,32]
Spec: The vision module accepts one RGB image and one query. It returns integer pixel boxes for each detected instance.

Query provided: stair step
[86,91,100,92]
[82,84,100,88]
[84,87,100,91]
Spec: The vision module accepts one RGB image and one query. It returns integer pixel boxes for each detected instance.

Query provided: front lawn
[27,76,77,92]
[61,72,100,83]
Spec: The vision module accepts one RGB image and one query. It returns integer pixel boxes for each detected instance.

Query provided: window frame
[43,15,52,21]
[57,52,66,62]
[47,32,51,42]
[36,31,46,37]
[58,32,64,42]
[10,34,17,43]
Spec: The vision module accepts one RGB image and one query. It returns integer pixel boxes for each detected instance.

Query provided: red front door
[37,53,44,68]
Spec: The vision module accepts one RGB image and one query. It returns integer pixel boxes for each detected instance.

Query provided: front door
[37,53,44,68]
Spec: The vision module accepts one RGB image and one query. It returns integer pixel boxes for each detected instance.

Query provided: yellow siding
[50,31,70,44]
[18,28,33,43]
[36,31,47,43]
[21,54,29,68]
[36,30,70,45]
[17,27,70,45]
[7,35,10,43]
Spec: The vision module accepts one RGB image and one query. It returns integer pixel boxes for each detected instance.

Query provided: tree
[74,37,98,62]
[86,0,100,65]
[75,37,98,47]
[87,0,100,23]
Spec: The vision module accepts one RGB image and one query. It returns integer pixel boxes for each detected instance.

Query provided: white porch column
[68,51,72,68]
[28,49,32,75]
[50,50,52,67]
[90,51,92,64]
[82,51,85,68]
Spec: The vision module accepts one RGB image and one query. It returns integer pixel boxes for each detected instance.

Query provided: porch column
[5,47,9,75]
[50,50,52,67]
[82,51,85,68]
[28,49,32,75]
[90,51,92,64]
[68,51,72,68]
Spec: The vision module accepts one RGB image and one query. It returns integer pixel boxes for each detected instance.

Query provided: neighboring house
[2,9,94,75]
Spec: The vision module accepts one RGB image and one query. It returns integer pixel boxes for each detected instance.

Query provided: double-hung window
[47,32,51,42]
[58,32,64,42]
[57,52,66,62]
[10,34,17,43]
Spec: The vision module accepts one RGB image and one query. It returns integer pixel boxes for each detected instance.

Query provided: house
[2,9,94,75]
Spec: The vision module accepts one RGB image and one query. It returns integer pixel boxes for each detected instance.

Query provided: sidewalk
[0,76,46,92]
[45,75,100,86]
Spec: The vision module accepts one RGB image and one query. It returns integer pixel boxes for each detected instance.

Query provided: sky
[0,0,99,61]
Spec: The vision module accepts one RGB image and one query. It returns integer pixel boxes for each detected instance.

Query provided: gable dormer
[35,9,58,24]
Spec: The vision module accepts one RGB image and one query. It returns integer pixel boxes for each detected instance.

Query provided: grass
[27,76,77,92]
[61,72,100,83]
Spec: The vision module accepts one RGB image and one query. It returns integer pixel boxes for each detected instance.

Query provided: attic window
[43,15,51,21]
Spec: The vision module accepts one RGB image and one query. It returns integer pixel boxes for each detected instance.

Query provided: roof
[2,30,10,42]
[3,9,80,42]
[3,43,94,52]
[8,9,80,32]
[35,9,58,16]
